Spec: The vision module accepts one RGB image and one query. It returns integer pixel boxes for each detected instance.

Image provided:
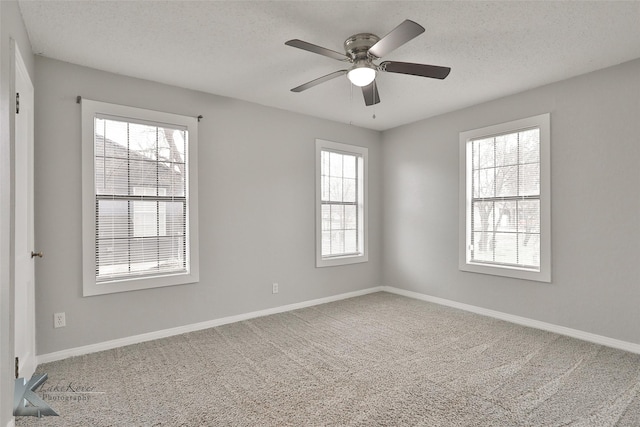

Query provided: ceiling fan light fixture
[347,65,376,87]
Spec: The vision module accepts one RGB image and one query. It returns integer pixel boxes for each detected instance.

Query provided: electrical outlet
[272,283,279,294]
[54,312,66,328]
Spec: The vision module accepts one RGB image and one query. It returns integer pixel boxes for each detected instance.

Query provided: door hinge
[16,92,20,114]
[15,357,19,379]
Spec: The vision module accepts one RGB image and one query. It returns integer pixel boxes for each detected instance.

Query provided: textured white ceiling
[18,1,640,131]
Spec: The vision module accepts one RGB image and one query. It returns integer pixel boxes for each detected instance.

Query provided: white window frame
[315,139,368,267]
[459,113,551,282]
[82,99,199,296]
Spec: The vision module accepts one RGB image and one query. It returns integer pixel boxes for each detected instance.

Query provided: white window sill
[459,261,550,283]
[317,253,368,268]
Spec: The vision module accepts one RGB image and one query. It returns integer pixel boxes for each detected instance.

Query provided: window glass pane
[330,205,344,230]
[519,163,540,196]
[344,205,357,229]
[518,200,540,233]
[343,178,356,203]
[158,236,186,270]
[473,168,494,198]
[495,133,518,166]
[520,129,540,163]
[494,233,518,264]
[471,231,493,262]
[329,152,342,177]
[97,200,128,239]
[329,177,343,202]
[133,187,155,197]
[321,176,329,201]
[165,202,184,236]
[128,159,157,194]
[94,119,106,157]
[321,151,329,177]
[472,201,494,232]
[132,200,165,238]
[96,157,128,196]
[330,231,345,255]
[158,163,185,197]
[495,201,517,232]
[343,155,356,179]
[472,139,479,170]
[495,166,517,197]
[129,237,158,273]
[128,123,158,160]
[474,137,494,169]
[321,205,331,231]
[518,234,540,267]
[96,238,129,279]
[158,128,185,163]
[344,230,357,253]
[99,119,129,159]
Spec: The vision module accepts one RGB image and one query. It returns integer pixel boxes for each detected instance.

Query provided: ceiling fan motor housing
[344,33,380,61]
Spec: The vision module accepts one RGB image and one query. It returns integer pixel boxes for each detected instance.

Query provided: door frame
[1,37,21,427]
[13,41,36,380]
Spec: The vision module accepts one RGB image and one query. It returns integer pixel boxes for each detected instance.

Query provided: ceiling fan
[285,20,451,106]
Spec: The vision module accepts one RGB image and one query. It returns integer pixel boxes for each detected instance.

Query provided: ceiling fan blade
[368,20,425,59]
[362,81,380,106]
[291,70,348,92]
[285,39,350,61]
[380,61,451,80]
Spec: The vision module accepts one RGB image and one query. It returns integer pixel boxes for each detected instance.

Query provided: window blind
[94,116,188,282]
[470,127,540,269]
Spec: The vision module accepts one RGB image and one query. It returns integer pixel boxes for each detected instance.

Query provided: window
[82,100,199,296]
[316,139,368,267]
[459,114,550,282]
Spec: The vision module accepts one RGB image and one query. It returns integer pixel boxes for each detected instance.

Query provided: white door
[14,43,36,379]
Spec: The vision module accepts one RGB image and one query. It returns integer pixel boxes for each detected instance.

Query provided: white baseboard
[382,286,640,355]
[37,286,384,365]
[6,419,15,427]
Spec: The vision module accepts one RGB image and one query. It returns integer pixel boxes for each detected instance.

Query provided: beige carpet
[16,292,640,426]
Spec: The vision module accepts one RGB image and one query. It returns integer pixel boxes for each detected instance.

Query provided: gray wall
[32,52,640,360]
[382,58,640,344]
[34,57,383,355]
[0,1,34,425]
